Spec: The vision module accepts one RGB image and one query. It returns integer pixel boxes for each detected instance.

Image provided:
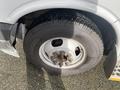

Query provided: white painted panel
[0,0,31,22]
[98,0,120,19]
[0,0,119,23]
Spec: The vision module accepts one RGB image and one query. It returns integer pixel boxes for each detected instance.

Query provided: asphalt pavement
[0,40,119,90]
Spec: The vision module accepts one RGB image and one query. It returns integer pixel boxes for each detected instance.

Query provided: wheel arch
[7,0,118,24]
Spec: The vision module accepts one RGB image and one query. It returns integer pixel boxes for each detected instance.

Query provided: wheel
[23,10,104,76]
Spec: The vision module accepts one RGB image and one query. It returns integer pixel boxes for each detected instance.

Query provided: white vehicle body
[0,0,120,24]
[0,0,120,81]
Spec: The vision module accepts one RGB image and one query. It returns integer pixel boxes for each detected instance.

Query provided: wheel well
[17,9,117,55]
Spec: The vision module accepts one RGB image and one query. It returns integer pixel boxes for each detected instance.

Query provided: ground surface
[0,40,119,90]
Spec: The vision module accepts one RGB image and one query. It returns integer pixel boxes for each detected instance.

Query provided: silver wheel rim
[39,37,87,69]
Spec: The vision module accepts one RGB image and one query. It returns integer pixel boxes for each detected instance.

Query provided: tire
[23,10,104,76]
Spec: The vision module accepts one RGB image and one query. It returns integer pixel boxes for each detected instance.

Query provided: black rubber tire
[23,10,104,76]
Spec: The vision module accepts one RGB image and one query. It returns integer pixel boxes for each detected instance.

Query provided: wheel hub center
[50,51,72,67]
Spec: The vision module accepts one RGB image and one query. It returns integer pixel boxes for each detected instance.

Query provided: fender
[7,0,118,24]
[1,0,120,80]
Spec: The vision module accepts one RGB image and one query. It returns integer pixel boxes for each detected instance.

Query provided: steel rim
[39,37,87,69]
